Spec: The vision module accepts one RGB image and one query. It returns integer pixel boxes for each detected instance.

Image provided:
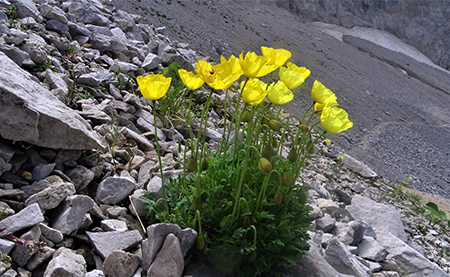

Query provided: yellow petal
[212,55,243,89]
[320,104,353,133]
[311,80,337,104]
[279,62,311,90]
[137,74,172,101]
[196,60,216,85]
[268,81,293,105]
[261,46,291,67]
[239,51,277,78]
[178,69,204,90]
[241,78,267,106]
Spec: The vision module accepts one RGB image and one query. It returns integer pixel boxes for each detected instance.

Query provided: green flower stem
[301,102,316,123]
[295,128,326,173]
[245,105,257,147]
[152,100,165,197]
[232,146,259,218]
[251,225,257,246]
[196,210,203,235]
[232,77,249,147]
[195,88,215,164]
[256,170,281,211]
[220,88,230,152]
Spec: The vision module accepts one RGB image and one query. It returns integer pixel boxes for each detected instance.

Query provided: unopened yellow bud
[269,119,283,132]
[282,171,294,186]
[241,109,251,123]
[186,157,197,172]
[298,124,309,132]
[287,148,297,163]
[274,191,283,205]
[262,146,274,160]
[258,157,272,175]
[196,234,206,250]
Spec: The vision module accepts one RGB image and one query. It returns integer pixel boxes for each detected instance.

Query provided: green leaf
[220,214,233,229]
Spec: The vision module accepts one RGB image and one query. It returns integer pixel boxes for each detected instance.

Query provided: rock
[137,159,155,189]
[39,3,67,24]
[77,71,114,87]
[39,223,64,243]
[315,213,336,233]
[66,165,95,191]
[67,2,109,26]
[0,239,15,255]
[146,176,163,200]
[24,181,76,211]
[4,28,27,45]
[346,195,408,241]
[101,219,127,232]
[141,53,161,71]
[147,233,184,277]
[51,195,94,235]
[9,0,40,19]
[27,246,55,271]
[376,227,448,277]
[0,203,44,233]
[102,250,140,277]
[46,19,69,35]
[85,270,105,277]
[31,163,56,182]
[0,52,106,150]
[136,117,166,141]
[43,247,87,277]
[317,198,341,217]
[10,225,40,267]
[95,176,136,205]
[342,154,378,178]
[357,236,388,262]
[86,230,142,259]
[128,189,148,217]
[142,223,197,270]
[324,237,371,277]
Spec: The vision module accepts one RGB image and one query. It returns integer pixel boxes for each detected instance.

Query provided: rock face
[0,52,106,150]
[274,0,450,70]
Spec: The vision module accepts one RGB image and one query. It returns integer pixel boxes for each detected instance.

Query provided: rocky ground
[0,0,450,276]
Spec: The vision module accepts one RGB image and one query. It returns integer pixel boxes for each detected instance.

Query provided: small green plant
[78,90,94,99]
[390,184,405,198]
[43,58,54,71]
[157,62,190,118]
[5,5,18,27]
[424,202,450,229]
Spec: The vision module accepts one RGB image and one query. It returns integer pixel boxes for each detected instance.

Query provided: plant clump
[138,46,353,276]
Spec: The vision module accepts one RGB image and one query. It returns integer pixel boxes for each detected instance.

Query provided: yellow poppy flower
[239,51,278,78]
[137,74,172,101]
[261,46,291,67]
[316,102,353,133]
[241,78,267,106]
[311,80,337,104]
[214,55,243,88]
[279,62,311,90]
[267,81,294,105]
[179,69,204,90]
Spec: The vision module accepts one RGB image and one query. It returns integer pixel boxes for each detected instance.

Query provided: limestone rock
[51,195,94,235]
[43,247,87,277]
[86,230,143,259]
[102,250,140,277]
[147,233,184,277]
[0,203,44,233]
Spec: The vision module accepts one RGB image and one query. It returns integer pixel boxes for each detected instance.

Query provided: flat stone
[342,154,378,178]
[0,52,106,150]
[101,219,128,232]
[86,230,143,259]
[102,250,140,277]
[95,176,136,205]
[147,233,184,277]
[357,236,388,262]
[0,203,44,233]
[24,181,75,211]
[43,247,87,277]
[51,195,94,235]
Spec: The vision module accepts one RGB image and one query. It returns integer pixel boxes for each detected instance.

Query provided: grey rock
[121,127,154,152]
[110,61,139,74]
[95,176,136,205]
[334,223,355,245]
[39,223,64,243]
[100,219,127,232]
[10,225,41,267]
[0,239,15,255]
[66,165,95,191]
[46,19,69,35]
[142,223,196,270]
[317,198,340,217]
[0,44,31,67]
[285,239,354,277]
[0,52,106,150]
[0,203,44,233]
[315,213,336,233]
[146,176,162,200]
[324,237,371,277]
[26,246,55,271]
[21,175,64,199]
[346,195,408,241]
[0,158,11,176]
[20,39,48,65]
[348,219,368,245]
[43,247,87,277]
[0,143,14,163]
[342,154,378,178]
[4,28,27,45]
[147,233,184,277]
[84,270,105,277]
[44,69,69,96]
[31,163,55,182]
[129,189,148,217]
[77,71,114,87]
[39,4,67,24]
[136,117,166,141]
[9,0,39,19]
[205,128,222,141]
[1,269,17,277]
[357,236,388,262]
[67,2,109,26]
[51,195,94,235]
[102,250,140,277]
[25,181,75,211]
[86,230,142,259]
[111,99,136,114]
[137,159,155,189]
[141,53,161,71]
[78,104,112,125]
[122,93,142,108]
[376,227,447,277]
[334,188,352,205]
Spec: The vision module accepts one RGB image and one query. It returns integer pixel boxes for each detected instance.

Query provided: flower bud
[241,110,251,123]
[282,171,294,186]
[274,191,283,205]
[192,197,203,211]
[196,234,206,250]
[287,148,297,163]
[201,158,208,170]
[243,215,252,228]
[261,117,269,126]
[186,157,197,172]
[262,145,274,160]
[298,124,309,132]
[258,157,272,175]
[268,119,283,132]
[248,251,257,263]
